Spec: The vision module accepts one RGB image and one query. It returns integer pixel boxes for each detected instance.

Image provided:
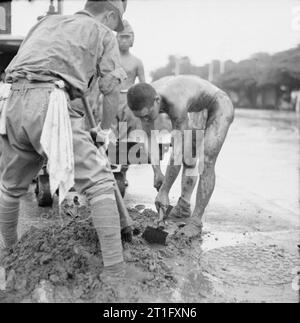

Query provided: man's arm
[159,118,188,195]
[98,31,127,130]
[155,118,187,213]
[101,83,121,129]
[141,119,164,188]
[154,116,187,214]
[159,155,181,195]
[137,59,146,83]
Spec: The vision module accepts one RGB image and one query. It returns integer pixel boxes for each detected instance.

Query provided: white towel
[40,81,74,204]
[0,83,12,135]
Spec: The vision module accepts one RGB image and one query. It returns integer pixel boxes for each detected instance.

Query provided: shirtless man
[117,20,145,93]
[127,75,234,238]
[116,20,145,184]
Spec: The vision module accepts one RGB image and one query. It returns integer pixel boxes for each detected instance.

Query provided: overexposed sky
[11,0,300,79]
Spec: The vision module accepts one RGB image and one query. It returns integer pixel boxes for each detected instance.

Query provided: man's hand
[89,125,116,151]
[90,126,99,144]
[154,172,165,192]
[155,190,170,216]
[121,226,133,243]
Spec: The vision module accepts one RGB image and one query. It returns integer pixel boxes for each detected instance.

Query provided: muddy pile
[0,205,182,303]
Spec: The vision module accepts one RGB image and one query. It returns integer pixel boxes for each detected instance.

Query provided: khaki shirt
[5,10,126,99]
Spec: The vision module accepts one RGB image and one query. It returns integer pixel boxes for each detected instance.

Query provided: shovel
[142,208,169,245]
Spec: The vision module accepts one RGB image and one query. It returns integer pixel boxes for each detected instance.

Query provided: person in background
[115,20,145,186]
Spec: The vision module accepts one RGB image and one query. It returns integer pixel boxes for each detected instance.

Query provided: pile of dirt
[0,204,185,303]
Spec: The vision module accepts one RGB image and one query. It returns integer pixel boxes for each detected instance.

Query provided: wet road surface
[125,109,300,303]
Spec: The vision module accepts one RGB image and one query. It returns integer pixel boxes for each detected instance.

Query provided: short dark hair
[84,0,117,16]
[127,83,157,111]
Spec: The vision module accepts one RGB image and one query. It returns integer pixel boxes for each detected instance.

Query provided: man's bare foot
[168,197,191,222]
[175,218,203,240]
[100,262,154,284]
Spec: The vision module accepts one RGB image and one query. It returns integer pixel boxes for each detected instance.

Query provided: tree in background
[150,45,300,110]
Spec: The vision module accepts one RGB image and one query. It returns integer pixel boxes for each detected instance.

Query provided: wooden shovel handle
[158,208,165,225]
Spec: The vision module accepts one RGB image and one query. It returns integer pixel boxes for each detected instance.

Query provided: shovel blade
[142,226,168,245]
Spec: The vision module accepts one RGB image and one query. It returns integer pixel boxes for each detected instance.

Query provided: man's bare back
[152,75,224,127]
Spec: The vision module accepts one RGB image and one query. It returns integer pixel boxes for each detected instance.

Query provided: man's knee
[183,157,197,169]
[226,105,234,125]
[221,95,235,125]
[203,153,216,171]
[72,124,116,198]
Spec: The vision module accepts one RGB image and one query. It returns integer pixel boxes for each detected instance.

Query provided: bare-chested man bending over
[127,75,234,238]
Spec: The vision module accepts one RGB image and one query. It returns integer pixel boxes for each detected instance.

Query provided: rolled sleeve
[98,31,127,95]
